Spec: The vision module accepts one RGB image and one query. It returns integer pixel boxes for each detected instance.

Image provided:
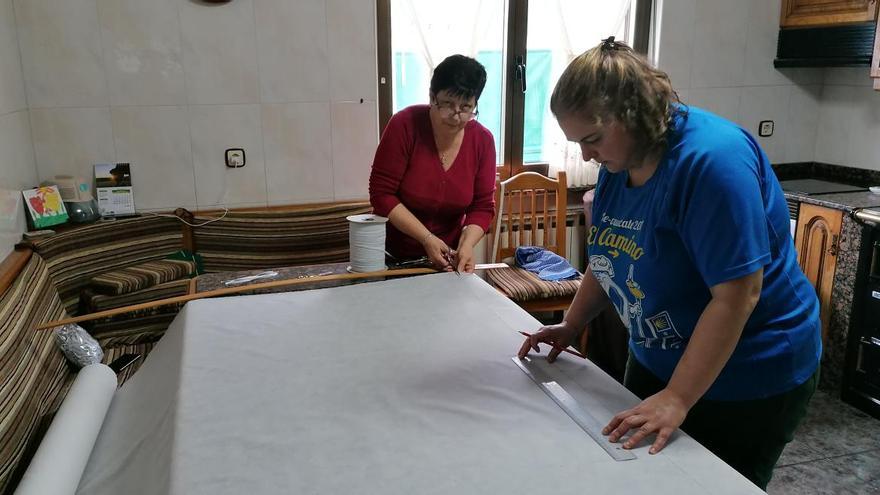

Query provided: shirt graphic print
[588,212,683,350]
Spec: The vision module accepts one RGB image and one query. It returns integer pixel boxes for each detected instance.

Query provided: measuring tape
[512,356,637,462]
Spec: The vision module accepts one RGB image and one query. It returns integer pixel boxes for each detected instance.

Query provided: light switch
[758,120,774,137]
[225,148,245,168]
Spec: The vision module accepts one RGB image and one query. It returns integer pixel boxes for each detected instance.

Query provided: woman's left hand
[603,388,689,455]
[454,244,475,273]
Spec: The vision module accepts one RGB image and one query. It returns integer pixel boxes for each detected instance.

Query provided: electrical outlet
[758,120,774,137]
[225,148,245,168]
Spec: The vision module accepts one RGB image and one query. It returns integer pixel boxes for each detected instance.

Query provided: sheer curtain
[391,0,506,163]
[540,0,633,186]
[394,0,503,67]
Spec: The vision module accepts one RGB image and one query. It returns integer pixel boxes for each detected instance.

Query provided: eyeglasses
[432,100,478,121]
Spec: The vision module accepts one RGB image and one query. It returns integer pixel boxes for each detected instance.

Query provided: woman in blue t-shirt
[518,37,821,490]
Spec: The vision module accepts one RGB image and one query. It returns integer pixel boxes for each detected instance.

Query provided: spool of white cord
[347,214,389,272]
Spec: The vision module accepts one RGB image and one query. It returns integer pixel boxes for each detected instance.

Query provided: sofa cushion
[485,266,581,302]
[24,215,184,314]
[80,278,191,348]
[192,202,370,272]
[89,259,196,296]
[0,255,70,493]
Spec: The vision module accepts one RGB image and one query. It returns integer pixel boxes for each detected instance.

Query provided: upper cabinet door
[781,0,879,28]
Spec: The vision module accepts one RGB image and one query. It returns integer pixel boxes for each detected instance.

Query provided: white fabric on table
[77,273,762,495]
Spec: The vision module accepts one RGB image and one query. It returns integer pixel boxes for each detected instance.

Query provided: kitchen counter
[784,189,879,394]
[784,191,880,212]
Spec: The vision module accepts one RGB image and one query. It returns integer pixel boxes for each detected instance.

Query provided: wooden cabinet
[796,203,845,345]
[781,0,879,28]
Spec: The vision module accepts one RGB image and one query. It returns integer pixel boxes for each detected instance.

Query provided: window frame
[376,0,655,179]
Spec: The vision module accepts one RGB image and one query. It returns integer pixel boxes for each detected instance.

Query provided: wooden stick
[35,267,436,330]
[35,263,509,331]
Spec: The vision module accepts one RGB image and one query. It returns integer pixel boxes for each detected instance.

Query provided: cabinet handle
[829,233,840,256]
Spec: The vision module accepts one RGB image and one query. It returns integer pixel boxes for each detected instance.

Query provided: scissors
[444,251,460,276]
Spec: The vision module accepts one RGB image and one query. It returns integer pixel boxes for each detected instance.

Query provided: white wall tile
[823,68,874,87]
[845,86,880,171]
[686,87,742,123]
[331,101,377,200]
[690,0,748,88]
[327,0,376,102]
[0,0,26,115]
[0,187,27,259]
[30,107,115,182]
[743,0,791,87]
[178,0,259,105]
[814,85,856,166]
[0,110,36,190]
[14,0,108,108]
[189,104,267,207]
[655,0,695,89]
[0,0,32,256]
[97,0,185,106]
[254,0,328,103]
[111,106,195,210]
[737,85,791,163]
[777,67,825,86]
[785,85,820,163]
[262,102,333,204]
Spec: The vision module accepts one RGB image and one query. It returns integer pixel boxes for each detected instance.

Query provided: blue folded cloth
[514,246,579,281]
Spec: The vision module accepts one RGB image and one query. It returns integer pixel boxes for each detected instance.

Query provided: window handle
[515,55,527,93]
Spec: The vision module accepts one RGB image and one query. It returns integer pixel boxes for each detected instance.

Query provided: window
[377,0,655,181]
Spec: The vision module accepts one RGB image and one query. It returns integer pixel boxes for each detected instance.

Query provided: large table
[77,273,763,494]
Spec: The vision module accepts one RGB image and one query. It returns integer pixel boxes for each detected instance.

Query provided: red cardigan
[369,105,497,258]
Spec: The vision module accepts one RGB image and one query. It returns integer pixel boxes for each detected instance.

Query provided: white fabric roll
[15,363,117,495]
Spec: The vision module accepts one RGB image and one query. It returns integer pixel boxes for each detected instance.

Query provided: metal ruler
[512,356,637,462]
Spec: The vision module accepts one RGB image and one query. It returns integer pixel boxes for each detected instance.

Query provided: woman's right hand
[422,233,454,271]
[517,321,579,363]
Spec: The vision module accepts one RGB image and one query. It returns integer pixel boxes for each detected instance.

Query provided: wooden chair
[485,171,581,314]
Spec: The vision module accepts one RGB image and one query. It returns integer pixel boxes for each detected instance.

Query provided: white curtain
[545,0,633,186]
[393,0,503,74]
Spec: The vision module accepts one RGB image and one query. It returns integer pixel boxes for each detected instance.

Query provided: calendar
[94,163,136,217]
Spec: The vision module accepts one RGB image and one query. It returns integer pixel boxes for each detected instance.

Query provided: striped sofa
[192,202,371,272]
[0,254,69,493]
[1,201,372,492]
[23,215,189,348]
[20,202,373,347]
[24,215,185,315]
[0,253,157,493]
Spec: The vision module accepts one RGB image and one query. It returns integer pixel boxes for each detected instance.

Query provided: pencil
[518,331,587,359]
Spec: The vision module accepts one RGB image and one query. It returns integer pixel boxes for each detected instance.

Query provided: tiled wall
[815,68,880,172]
[655,0,824,165]
[15,0,378,212]
[0,0,35,259]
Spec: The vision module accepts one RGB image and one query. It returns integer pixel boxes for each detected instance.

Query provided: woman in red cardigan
[369,55,497,273]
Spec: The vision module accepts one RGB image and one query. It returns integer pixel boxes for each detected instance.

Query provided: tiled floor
[767,390,880,494]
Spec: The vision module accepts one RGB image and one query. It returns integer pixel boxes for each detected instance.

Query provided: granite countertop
[784,191,880,212]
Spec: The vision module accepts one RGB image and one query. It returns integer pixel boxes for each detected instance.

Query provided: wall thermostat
[225,148,245,168]
[758,120,774,137]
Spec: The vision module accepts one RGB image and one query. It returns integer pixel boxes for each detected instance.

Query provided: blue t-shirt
[588,106,821,401]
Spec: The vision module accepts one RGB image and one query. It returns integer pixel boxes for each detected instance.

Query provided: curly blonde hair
[550,39,683,154]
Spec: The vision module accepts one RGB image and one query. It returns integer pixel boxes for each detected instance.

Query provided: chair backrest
[490,171,568,263]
